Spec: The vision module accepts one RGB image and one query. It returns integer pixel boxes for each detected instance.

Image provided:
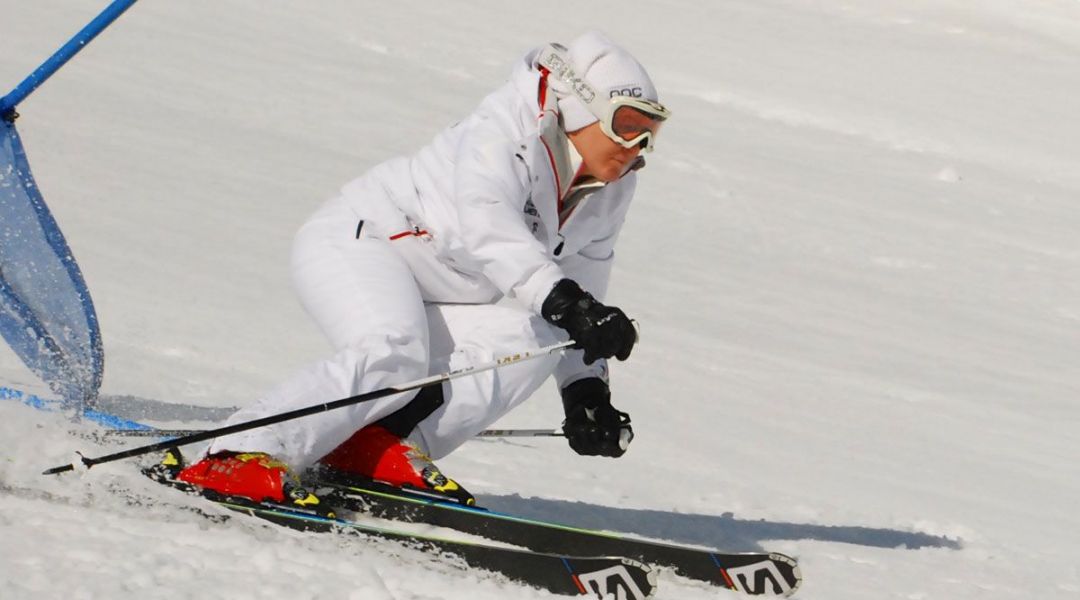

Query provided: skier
[173,30,670,509]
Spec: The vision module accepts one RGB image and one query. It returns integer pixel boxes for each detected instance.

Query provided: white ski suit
[210,48,639,468]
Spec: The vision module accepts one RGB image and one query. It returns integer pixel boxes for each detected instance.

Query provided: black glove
[561,378,634,458]
[541,279,637,365]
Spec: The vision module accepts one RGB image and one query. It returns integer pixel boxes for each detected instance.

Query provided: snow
[3,0,1080,598]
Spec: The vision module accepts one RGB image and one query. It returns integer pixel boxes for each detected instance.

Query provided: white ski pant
[209,188,565,469]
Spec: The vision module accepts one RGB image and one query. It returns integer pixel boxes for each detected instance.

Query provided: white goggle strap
[537,44,612,124]
[609,95,671,121]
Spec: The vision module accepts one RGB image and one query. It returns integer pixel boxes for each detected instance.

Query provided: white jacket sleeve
[454,127,565,315]
[553,179,637,389]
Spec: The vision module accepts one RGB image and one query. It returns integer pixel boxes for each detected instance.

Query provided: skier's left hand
[560,378,633,458]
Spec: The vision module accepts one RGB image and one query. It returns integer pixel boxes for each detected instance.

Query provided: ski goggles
[601,96,669,152]
[538,44,671,152]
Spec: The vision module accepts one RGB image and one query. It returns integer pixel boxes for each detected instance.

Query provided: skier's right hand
[541,279,637,364]
[561,377,634,458]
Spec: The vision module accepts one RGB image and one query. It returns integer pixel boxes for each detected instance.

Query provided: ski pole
[476,428,563,438]
[103,427,565,439]
[1,0,140,120]
[43,340,573,475]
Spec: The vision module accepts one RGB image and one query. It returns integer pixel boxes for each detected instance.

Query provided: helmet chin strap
[566,126,647,186]
[566,132,587,177]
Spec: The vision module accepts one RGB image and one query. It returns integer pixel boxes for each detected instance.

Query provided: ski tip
[770,552,803,597]
[717,552,802,597]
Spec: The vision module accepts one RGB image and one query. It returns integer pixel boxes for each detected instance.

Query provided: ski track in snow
[3,0,1080,598]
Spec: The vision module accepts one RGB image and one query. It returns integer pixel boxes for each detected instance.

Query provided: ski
[143,462,657,599]
[312,471,802,597]
[18,393,798,597]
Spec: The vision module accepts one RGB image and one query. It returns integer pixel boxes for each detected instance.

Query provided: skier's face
[568,122,642,183]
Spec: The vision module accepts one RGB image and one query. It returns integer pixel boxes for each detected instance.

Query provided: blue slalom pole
[0,0,139,120]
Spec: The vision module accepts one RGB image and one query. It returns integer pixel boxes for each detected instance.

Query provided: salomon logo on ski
[727,559,795,595]
[577,564,649,600]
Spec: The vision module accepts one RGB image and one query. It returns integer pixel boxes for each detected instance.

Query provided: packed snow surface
[3,1,1080,598]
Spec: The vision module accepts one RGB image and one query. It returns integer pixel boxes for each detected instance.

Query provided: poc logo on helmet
[610,87,643,98]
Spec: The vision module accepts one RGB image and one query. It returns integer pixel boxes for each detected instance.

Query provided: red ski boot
[171,450,328,513]
[319,424,474,505]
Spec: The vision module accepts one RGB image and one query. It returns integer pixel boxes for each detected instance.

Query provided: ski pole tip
[43,451,93,476]
[42,463,75,475]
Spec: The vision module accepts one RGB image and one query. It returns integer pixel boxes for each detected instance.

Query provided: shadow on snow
[476,493,963,553]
